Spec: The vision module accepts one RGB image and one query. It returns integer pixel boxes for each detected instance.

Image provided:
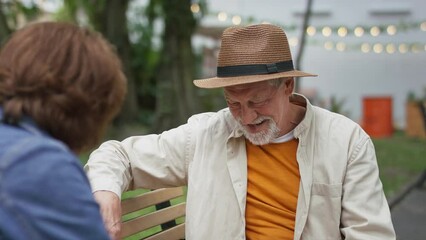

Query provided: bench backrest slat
[122,187,184,215]
[120,187,186,239]
[144,223,185,240]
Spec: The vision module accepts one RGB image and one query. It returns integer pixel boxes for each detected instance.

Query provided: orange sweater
[245,139,300,240]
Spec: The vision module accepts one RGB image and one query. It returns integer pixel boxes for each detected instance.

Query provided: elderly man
[85,24,396,240]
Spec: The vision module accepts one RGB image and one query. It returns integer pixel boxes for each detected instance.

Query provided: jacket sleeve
[84,115,201,197]
[340,136,396,239]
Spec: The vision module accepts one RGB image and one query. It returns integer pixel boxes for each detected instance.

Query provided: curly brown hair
[0,22,127,153]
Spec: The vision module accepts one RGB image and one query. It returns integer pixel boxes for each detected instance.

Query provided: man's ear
[284,78,295,94]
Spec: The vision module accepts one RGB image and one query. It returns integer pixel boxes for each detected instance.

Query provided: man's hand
[94,191,122,240]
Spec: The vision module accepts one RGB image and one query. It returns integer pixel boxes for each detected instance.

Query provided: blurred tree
[147,0,202,132]
[60,0,138,125]
[294,0,314,92]
[0,0,40,44]
[58,0,205,130]
[126,2,160,126]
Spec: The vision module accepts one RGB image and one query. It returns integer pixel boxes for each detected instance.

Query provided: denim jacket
[0,109,109,240]
[85,94,395,240]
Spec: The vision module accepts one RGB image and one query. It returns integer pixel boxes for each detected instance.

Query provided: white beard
[236,116,281,145]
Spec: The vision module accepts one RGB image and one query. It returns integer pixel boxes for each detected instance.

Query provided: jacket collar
[292,93,313,139]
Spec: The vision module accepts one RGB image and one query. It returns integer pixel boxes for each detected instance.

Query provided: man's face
[223,79,291,145]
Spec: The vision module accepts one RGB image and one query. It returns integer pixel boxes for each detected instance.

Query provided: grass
[373,130,426,198]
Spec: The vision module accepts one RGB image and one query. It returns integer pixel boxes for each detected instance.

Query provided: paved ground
[391,173,426,240]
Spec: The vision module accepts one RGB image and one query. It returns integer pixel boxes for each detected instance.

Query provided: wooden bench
[120,187,186,240]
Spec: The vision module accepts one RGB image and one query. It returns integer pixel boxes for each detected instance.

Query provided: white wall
[301,46,426,127]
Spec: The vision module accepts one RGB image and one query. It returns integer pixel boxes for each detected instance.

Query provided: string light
[307,26,316,36]
[217,12,227,21]
[322,27,332,37]
[324,41,334,50]
[190,3,200,13]
[354,27,364,37]
[421,22,426,31]
[232,15,241,25]
[361,43,371,53]
[336,42,346,52]
[288,37,298,47]
[387,25,397,35]
[206,10,426,36]
[337,27,348,37]
[202,11,426,54]
[370,26,381,37]
[399,44,409,53]
[386,44,396,54]
[373,43,383,53]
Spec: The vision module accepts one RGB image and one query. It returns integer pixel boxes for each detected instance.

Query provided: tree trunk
[152,0,199,132]
[294,0,314,92]
[91,0,139,124]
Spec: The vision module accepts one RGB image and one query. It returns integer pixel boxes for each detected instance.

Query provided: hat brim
[193,70,317,88]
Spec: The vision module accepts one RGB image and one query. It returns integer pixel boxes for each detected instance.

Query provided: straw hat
[193,24,317,88]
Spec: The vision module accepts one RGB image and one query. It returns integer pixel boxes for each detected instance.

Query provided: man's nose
[240,106,257,125]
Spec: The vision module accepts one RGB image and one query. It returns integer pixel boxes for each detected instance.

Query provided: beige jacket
[85,94,395,240]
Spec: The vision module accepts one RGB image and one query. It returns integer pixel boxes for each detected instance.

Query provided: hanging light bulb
[190,3,200,13]
[354,27,364,37]
[386,25,397,35]
[370,26,380,37]
[324,41,334,50]
[336,42,346,51]
[218,12,227,21]
[386,44,396,54]
[232,15,241,25]
[373,43,383,53]
[361,43,371,53]
[398,44,408,53]
[420,22,426,31]
[322,26,332,37]
[307,26,316,36]
[289,37,299,47]
[337,27,348,37]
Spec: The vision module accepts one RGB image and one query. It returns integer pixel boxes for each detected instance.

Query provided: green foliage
[127,3,160,114]
[406,87,426,103]
[197,88,227,112]
[55,0,106,29]
[47,0,213,126]
[0,0,41,31]
[330,95,351,117]
[52,0,78,23]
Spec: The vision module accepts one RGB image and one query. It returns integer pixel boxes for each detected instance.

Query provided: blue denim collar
[0,107,45,136]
